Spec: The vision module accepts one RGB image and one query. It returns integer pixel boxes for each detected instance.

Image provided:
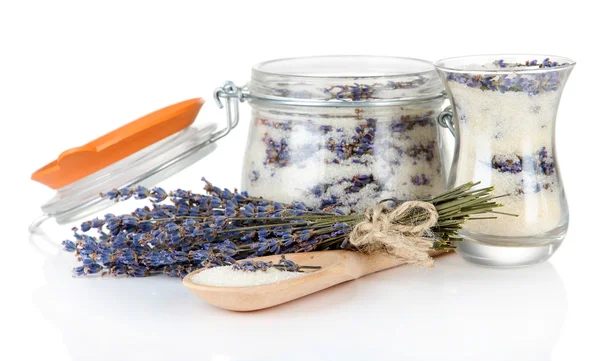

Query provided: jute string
[348,201,439,267]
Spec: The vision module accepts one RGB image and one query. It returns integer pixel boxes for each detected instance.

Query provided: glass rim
[434,54,576,74]
[252,55,437,79]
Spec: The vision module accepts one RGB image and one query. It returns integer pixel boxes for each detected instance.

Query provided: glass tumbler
[435,55,575,267]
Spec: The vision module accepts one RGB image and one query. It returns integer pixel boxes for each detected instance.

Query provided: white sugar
[190,266,305,287]
[243,104,445,213]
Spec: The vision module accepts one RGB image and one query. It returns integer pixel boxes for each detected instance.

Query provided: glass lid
[248,55,445,104]
[30,98,219,231]
[36,123,217,227]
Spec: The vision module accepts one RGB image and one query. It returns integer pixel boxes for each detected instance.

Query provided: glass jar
[224,56,449,214]
[435,54,575,267]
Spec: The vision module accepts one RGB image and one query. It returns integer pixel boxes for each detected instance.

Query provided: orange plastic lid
[32,98,205,189]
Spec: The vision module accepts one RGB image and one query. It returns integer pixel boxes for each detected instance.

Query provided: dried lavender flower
[64,179,505,278]
[230,255,319,273]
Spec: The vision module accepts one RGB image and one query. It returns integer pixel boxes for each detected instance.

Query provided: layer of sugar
[243,106,445,212]
[448,83,565,237]
[191,266,304,287]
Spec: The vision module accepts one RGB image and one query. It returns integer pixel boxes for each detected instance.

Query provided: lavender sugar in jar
[229,56,449,213]
[435,54,575,267]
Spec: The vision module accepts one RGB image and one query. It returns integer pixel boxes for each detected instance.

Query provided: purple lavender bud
[87,264,102,275]
[225,205,236,217]
[121,215,138,227]
[111,232,127,248]
[221,188,233,200]
[62,240,76,252]
[163,265,182,278]
[492,155,523,174]
[299,230,311,241]
[110,265,127,276]
[278,255,300,272]
[72,263,103,277]
[340,238,349,249]
[150,188,168,203]
[133,185,149,199]
[209,196,221,208]
[411,175,422,185]
[269,242,281,254]
[214,216,227,227]
[103,189,120,200]
[411,174,431,186]
[127,265,150,277]
[117,249,137,265]
[538,146,555,175]
[118,186,134,200]
[134,207,151,220]
[90,218,104,228]
[72,266,85,277]
[495,59,507,68]
[80,221,92,232]
[257,229,269,239]
[543,58,551,67]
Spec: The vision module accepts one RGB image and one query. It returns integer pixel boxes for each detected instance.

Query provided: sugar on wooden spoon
[183,250,442,312]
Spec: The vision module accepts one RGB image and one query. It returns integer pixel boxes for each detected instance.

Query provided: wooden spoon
[183,250,443,312]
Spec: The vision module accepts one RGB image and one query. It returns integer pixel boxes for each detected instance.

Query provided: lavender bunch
[63,178,507,278]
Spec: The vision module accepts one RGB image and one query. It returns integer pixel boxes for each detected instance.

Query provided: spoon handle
[348,252,407,278]
[348,250,445,279]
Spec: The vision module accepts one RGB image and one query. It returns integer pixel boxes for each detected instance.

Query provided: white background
[2,1,599,360]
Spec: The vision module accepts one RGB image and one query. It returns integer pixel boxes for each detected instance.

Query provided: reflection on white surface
[32,233,566,361]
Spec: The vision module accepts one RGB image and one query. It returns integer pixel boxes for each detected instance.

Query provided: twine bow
[348,201,439,267]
